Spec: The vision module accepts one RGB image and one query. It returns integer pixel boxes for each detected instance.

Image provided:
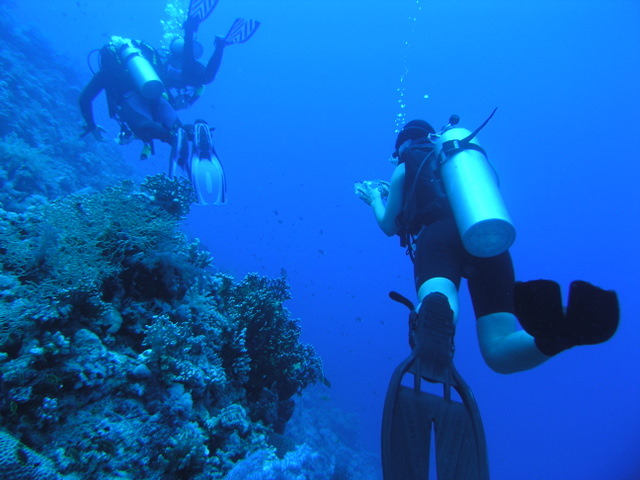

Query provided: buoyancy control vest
[395,137,451,252]
[396,109,515,259]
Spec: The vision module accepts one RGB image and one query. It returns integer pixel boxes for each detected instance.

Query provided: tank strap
[136,40,161,66]
[439,107,497,163]
[440,139,487,160]
[405,151,436,206]
[398,150,436,261]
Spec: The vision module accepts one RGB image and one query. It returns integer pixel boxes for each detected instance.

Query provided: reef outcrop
[0,5,374,479]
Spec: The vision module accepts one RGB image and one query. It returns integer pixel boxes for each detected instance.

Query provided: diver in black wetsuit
[78,32,228,206]
[356,119,620,374]
[160,18,227,110]
[160,16,260,110]
[79,36,182,159]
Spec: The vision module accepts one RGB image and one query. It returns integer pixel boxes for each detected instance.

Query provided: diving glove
[514,279,619,356]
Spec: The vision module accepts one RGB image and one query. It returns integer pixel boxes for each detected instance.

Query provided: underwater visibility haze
[1,0,639,479]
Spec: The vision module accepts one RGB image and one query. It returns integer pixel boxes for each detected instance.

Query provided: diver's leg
[477,279,619,373]
[417,277,460,323]
[122,94,174,144]
[117,99,147,138]
[467,251,550,373]
[413,219,463,323]
[154,96,181,133]
[476,312,549,374]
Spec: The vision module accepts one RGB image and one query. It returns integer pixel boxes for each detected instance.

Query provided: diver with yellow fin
[355,113,619,479]
[80,35,179,158]
[159,0,258,204]
[80,34,227,205]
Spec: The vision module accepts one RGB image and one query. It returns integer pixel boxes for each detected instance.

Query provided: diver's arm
[183,19,198,69]
[180,17,204,84]
[372,163,404,236]
[79,72,108,140]
[202,36,226,84]
[79,72,105,130]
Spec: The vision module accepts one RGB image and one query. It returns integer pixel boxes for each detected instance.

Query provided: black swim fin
[565,280,619,345]
[382,292,490,480]
[224,18,261,45]
[514,280,619,356]
[188,0,220,25]
[513,279,565,340]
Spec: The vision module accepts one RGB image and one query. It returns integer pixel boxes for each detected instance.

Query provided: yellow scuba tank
[110,36,163,99]
[434,126,515,257]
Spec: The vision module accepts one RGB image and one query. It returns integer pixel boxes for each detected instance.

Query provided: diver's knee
[477,312,519,340]
[417,277,458,317]
[477,312,550,374]
[476,312,521,374]
[480,351,519,375]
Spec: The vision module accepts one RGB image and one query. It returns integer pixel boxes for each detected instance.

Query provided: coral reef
[223,385,379,480]
[0,5,129,214]
[0,181,325,479]
[0,429,63,480]
[0,3,378,479]
[141,174,197,218]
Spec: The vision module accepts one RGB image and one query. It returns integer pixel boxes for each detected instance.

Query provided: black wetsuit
[79,40,179,144]
[398,139,515,318]
[160,25,225,109]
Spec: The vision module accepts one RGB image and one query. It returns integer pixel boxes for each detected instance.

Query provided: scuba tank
[110,36,163,99]
[433,111,515,257]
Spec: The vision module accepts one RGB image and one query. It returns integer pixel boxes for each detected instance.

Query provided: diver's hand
[215,36,231,48]
[355,180,388,206]
[183,16,200,33]
[375,180,390,199]
[355,182,374,205]
[80,124,107,142]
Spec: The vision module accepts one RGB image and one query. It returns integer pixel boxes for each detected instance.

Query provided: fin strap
[389,291,415,312]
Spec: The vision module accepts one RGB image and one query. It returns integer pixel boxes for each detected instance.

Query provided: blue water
[12,0,640,478]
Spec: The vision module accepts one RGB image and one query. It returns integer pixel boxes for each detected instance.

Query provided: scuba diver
[79,35,181,159]
[79,35,227,205]
[161,15,260,110]
[355,114,620,479]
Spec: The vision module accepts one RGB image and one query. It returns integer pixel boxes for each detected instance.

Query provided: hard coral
[0,23,128,214]
[0,4,374,478]
[224,444,334,480]
[0,430,64,479]
[1,180,326,479]
[141,174,196,219]
[220,273,324,432]
[0,180,186,311]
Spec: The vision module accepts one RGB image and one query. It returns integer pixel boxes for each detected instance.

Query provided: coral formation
[0,180,325,479]
[0,429,64,480]
[0,3,376,479]
[0,10,128,215]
